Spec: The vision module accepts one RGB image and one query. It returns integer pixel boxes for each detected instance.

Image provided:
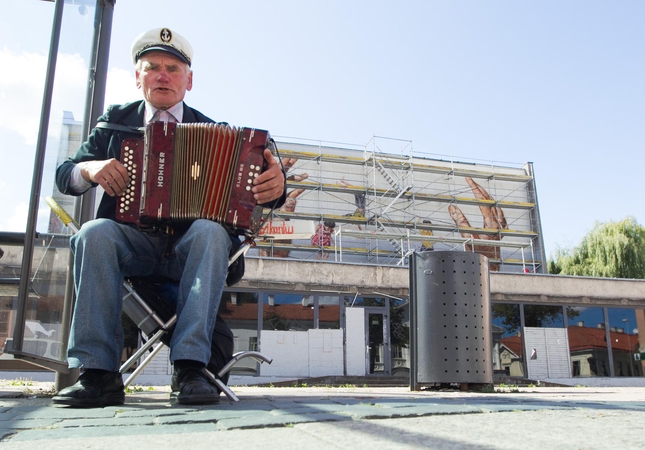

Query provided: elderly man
[52,28,285,407]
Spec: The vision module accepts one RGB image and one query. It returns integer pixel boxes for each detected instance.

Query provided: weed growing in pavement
[496,383,520,393]
[9,378,33,387]
[125,385,154,394]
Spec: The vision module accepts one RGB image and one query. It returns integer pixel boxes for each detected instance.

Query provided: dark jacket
[55,100,284,285]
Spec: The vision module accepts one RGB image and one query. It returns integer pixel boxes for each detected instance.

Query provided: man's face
[135,51,193,110]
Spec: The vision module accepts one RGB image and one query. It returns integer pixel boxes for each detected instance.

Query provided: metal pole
[78,0,115,225]
[56,0,116,391]
[14,0,66,355]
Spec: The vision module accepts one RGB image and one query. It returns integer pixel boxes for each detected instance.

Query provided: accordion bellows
[117,121,269,236]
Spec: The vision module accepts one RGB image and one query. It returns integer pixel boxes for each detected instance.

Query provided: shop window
[317,295,341,329]
[263,293,314,331]
[607,308,642,377]
[491,303,524,377]
[221,291,259,375]
[567,306,608,378]
[524,304,564,328]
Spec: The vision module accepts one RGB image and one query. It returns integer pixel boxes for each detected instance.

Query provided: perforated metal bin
[409,251,492,389]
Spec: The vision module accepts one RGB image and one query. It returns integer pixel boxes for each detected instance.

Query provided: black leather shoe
[52,369,125,408]
[170,366,220,405]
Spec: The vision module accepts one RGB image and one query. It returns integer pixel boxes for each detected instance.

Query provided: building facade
[2,129,644,385]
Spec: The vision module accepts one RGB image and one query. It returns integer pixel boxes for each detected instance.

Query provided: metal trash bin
[409,251,492,390]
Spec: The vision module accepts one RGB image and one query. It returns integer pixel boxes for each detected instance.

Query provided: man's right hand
[81,159,130,197]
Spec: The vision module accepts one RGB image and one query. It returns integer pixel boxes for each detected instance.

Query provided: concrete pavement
[0,381,644,449]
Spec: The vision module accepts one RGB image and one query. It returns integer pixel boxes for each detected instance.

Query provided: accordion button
[246,186,251,191]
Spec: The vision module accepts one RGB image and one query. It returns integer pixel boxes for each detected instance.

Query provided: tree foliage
[549,217,645,279]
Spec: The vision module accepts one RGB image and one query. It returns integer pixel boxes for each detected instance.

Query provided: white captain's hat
[131,27,193,66]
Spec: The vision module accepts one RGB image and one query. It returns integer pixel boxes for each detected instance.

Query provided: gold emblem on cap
[160,28,172,43]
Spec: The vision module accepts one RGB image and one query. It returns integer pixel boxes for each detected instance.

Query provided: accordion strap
[95,121,145,134]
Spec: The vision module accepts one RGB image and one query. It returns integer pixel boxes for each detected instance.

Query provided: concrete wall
[259,329,343,377]
[239,258,645,307]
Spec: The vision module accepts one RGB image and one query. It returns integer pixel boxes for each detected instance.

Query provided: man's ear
[135,70,141,89]
[186,70,193,92]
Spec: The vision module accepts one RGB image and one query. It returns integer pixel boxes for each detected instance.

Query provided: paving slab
[0,383,644,448]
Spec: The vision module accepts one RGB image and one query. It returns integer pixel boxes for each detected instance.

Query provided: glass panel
[524,304,564,328]
[317,295,341,329]
[607,308,643,377]
[263,293,314,331]
[491,303,524,377]
[391,300,410,377]
[2,1,98,364]
[343,295,385,307]
[567,306,610,377]
[220,291,259,375]
[368,313,384,374]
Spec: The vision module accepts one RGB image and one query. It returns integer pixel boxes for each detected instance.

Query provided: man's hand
[252,149,286,204]
[81,159,130,197]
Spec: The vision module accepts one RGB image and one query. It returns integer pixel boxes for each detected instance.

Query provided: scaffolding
[254,136,546,273]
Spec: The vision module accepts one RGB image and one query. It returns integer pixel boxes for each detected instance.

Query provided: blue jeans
[68,219,232,371]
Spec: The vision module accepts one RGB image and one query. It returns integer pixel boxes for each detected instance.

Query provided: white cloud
[105,67,141,106]
[0,49,48,146]
[0,48,141,146]
[1,202,29,232]
[0,49,142,234]
[0,49,89,144]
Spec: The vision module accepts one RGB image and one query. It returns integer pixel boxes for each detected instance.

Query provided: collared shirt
[145,100,184,124]
[69,101,184,193]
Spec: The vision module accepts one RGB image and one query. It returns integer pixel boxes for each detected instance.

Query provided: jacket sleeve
[55,102,144,196]
[55,111,113,196]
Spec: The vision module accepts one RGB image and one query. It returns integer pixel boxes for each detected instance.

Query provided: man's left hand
[252,148,285,204]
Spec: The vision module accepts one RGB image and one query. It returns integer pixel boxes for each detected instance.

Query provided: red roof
[219,303,340,323]
[500,335,523,357]
[568,326,638,353]
[500,326,639,357]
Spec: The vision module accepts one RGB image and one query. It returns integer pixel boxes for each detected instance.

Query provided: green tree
[549,217,645,279]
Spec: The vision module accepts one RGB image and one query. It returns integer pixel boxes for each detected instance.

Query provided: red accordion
[117,121,269,236]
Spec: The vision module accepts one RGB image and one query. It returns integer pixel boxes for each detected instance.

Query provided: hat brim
[137,45,191,66]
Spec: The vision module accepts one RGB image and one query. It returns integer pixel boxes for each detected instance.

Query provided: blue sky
[1,0,644,260]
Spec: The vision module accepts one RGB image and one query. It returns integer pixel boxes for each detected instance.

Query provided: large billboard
[253,140,544,273]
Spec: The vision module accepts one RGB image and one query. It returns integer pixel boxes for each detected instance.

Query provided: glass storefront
[607,308,642,377]
[491,303,524,377]
[567,306,610,377]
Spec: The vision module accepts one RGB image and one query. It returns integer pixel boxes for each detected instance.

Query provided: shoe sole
[52,392,125,408]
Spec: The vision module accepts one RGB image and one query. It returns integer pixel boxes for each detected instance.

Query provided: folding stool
[46,196,272,402]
